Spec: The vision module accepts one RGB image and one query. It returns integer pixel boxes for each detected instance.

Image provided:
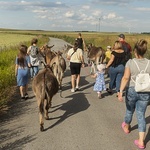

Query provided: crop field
[0,32,35,49]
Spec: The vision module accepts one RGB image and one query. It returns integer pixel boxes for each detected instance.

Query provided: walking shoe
[106,88,112,94]
[25,93,29,99]
[75,86,80,91]
[21,97,25,100]
[71,89,75,92]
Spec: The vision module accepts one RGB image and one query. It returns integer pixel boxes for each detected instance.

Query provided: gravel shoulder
[0,37,150,150]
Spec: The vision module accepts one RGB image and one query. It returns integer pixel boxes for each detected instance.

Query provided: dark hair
[134,39,147,56]
[31,38,38,45]
[78,33,81,36]
[73,41,79,51]
[17,45,28,68]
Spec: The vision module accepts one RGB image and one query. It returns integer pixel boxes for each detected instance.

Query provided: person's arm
[27,46,31,55]
[15,64,18,76]
[118,67,130,102]
[91,73,97,78]
[27,56,31,68]
[66,53,71,60]
[106,54,114,68]
[66,49,72,60]
[80,50,85,67]
[82,38,86,51]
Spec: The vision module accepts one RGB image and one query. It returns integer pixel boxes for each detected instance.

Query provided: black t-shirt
[111,51,126,67]
[77,38,83,50]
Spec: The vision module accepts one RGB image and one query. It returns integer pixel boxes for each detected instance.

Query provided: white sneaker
[71,89,75,92]
[76,86,80,91]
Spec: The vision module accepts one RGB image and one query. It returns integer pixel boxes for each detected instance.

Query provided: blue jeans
[30,66,39,78]
[124,87,150,132]
[108,64,124,92]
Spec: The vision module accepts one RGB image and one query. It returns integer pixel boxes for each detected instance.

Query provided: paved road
[0,37,150,150]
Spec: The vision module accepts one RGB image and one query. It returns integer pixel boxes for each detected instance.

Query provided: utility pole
[99,18,100,32]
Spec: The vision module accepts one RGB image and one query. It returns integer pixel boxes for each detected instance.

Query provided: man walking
[118,34,132,63]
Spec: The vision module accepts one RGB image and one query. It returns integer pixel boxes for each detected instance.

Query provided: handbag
[131,59,150,92]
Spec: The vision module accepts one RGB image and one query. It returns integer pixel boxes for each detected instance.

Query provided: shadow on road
[0,87,36,149]
[44,92,90,131]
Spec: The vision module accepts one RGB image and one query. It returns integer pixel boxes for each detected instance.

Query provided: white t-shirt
[126,58,150,87]
[67,48,83,63]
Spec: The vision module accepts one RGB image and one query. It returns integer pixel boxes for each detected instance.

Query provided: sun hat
[118,34,125,39]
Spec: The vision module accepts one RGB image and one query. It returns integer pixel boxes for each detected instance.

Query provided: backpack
[30,46,38,58]
[131,59,150,92]
[122,42,131,62]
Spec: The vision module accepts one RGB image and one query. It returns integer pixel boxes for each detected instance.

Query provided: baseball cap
[118,34,125,39]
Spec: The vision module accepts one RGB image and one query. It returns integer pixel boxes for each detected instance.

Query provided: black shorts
[70,62,82,75]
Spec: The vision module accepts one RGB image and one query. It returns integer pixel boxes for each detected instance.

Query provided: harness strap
[131,59,149,83]
[133,59,149,73]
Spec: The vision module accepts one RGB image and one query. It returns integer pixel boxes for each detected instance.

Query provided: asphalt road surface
[0,37,150,150]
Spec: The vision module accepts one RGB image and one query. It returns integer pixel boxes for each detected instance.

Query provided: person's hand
[118,92,123,102]
[82,63,85,68]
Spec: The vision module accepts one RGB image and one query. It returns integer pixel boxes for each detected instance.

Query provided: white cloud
[65,11,75,18]
[82,5,90,9]
[135,7,150,11]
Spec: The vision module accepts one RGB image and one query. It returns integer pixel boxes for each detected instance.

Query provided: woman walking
[15,45,31,99]
[106,41,126,96]
[118,39,150,149]
[67,41,85,92]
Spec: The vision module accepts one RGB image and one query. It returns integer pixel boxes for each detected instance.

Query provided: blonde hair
[113,41,122,50]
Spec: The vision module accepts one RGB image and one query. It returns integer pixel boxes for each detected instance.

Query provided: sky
[0,0,150,33]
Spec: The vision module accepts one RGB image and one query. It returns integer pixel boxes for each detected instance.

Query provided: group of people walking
[67,33,150,149]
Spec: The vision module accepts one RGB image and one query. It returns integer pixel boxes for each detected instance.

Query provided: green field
[0,32,35,49]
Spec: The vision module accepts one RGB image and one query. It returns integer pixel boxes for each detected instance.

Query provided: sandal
[121,122,130,134]
[134,140,145,149]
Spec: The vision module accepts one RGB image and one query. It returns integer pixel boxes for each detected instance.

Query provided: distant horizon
[1,27,149,34]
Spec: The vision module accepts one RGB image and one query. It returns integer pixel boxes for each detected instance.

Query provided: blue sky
[0,0,150,33]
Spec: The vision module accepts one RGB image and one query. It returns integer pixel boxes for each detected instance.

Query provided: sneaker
[75,86,80,91]
[71,89,75,92]
[25,93,29,99]
[21,97,25,100]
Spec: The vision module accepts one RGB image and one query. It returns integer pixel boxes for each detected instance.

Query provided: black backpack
[30,46,38,58]
[122,42,131,62]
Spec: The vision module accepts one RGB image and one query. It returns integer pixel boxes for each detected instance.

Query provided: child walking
[91,64,106,99]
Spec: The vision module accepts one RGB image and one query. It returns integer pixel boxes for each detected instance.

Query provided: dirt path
[0,37,150,150]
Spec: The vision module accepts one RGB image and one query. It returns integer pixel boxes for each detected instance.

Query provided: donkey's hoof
[40,125,44,132]
[45,116,49,120]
